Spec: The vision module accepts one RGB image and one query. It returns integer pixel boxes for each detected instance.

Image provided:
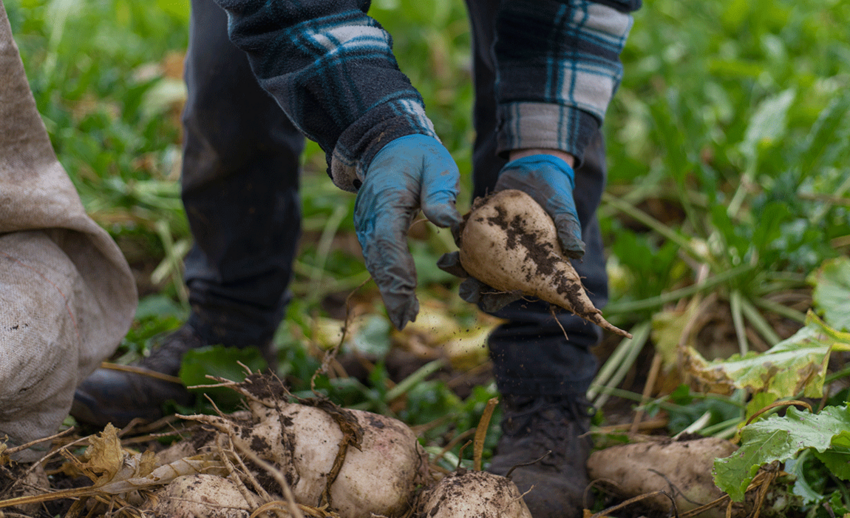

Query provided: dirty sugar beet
[419,470,532,518]
[179,380,430,518]
[458,190,631,338]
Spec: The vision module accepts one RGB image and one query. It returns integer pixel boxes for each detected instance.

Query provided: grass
[6,0,850,504]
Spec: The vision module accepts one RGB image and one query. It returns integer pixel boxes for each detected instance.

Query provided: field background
[5,0,850,499]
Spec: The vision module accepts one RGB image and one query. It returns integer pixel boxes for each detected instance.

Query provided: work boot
[71,325,276,428]
[488,394,594,518]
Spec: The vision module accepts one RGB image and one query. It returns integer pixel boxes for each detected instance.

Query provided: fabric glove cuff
[499,154,576,190]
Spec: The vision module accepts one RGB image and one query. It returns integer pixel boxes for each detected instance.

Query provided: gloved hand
[355,134,462,330]
[438,154,584,312]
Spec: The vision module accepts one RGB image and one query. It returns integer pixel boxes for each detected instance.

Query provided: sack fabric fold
[1,0,137,461]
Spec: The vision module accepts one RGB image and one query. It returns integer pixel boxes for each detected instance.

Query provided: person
[72,0,640,515]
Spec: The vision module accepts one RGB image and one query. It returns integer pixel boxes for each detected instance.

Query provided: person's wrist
[508,148,576,168]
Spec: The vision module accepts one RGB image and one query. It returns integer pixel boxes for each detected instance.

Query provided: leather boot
[488,394,594,518]
[71,325,275,428]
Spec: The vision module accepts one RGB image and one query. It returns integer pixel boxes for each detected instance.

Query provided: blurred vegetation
[6,0,850,501]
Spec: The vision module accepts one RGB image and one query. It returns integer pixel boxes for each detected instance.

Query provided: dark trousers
[182,0,608,397]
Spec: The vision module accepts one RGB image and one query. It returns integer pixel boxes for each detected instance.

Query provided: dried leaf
[96,454,227,494]
[682,312,850,402]
[138,450,157,478]
[652,300,700,368]
[74,422,227,496]
[80,424,125,485]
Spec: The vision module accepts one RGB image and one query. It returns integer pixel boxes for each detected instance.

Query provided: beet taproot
[587,437,739,518]
[459,190,630,338]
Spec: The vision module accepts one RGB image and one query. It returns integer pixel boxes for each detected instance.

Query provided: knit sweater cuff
[329,98,438,192]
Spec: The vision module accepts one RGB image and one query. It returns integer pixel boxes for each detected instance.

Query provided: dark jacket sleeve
[214,0,640,184]
[215,0,439,192]
[493,0,640,165]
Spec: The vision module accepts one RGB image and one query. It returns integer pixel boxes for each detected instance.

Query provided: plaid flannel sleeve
[214,0,438,192]
[494,0,640,165]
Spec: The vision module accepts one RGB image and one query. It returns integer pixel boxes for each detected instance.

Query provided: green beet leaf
[714,405,850,502]
[811,257,850,332]
[785,453,824,504]
[179,345,269,409]
[813,424,850,482]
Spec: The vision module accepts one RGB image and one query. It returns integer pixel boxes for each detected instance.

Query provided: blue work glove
[496,154,584,258]
[354,134,462,330]
[438,154,584,312]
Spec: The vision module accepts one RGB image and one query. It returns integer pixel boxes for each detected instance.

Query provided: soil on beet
[241,372,289,401]
[467,192,594,316]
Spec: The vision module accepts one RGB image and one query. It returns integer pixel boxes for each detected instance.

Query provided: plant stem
[587,385,649,404]
[727,164,754,220]
[291,267,371,295]
[308,204,348,304]
[712,421,742,440]
[674,175,709,240]
[155,219,189,309]
[602,193,713,268]
[730,290,749,355]
[604,182,708,211]
[752,280,809,295]
[588,337,634,400]
[678,410,713,436]
[684,392,747,408]
[740,296,782,346]
[591,322,652,408]
[587,321,649,400]
[827,470,850,511]
[384,359,446,402]
[762,271,807,283]
[824,366,850,385]
[604,263,753,315]
[701,417,743,437]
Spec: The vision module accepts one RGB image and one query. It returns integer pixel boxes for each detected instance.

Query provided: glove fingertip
[560,238,586,259]
[422,203,462,229]
[480,297,510,314]
[554,217,585,259]
[478,289,522,313]
[437,252,468,278]
[388,296,419,331]
[458,278,483,304]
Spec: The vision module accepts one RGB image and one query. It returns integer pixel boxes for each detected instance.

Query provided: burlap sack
[1,0,137,461]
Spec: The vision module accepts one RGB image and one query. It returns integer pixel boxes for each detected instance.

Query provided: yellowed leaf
[682,313,850,400]
[80,424,125,485]
[138,450,157,478]
[651,299,701,368]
